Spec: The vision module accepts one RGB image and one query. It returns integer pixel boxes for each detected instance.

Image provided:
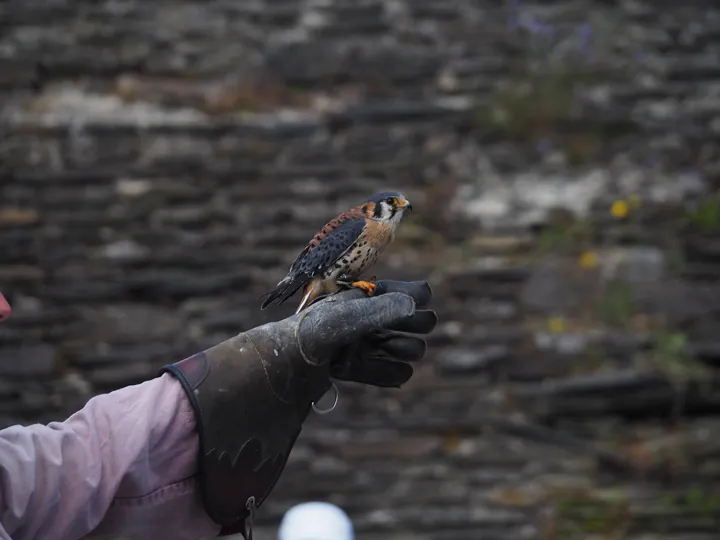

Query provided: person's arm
[0,373,219,540]
[0,280,437,540]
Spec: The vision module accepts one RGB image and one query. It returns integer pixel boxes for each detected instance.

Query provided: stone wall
[2,0,720,538]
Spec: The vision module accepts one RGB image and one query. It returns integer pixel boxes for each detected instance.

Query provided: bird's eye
[387,197,397,205]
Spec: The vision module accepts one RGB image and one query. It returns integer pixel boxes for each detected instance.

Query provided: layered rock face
[2,1,720,538]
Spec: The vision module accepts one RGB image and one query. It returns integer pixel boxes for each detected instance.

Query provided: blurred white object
[277,501,354,540]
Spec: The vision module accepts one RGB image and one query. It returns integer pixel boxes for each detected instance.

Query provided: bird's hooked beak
[398,198,412,212]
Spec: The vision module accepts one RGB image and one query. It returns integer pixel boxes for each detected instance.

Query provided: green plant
[686,196,720,231]
[532,217,595,260]
[652,332,711,383]
[660,486,720,518]
[476,68,582,137]
[554,492,631,537]
[630,331,713,419]
[598,280,635,327]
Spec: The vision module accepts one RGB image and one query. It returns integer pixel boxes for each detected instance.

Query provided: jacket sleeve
[0,373,221,540]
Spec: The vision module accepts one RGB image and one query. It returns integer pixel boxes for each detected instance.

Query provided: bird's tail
[259,276,303,310]
[295,287,314,314]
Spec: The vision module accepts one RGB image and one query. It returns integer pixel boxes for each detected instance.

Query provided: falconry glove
[160,280,437,538]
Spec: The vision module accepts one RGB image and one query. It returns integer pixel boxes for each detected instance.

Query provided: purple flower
[577,23,591,52]
[519,17,553,37]
[537,139,553,154]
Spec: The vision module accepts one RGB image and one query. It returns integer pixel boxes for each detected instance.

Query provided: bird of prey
[261,191,413,313]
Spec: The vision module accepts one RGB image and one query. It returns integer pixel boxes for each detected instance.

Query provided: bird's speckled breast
[322,219,395,281]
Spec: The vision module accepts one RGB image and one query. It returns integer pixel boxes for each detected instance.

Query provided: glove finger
[331,356,414,388]
[333,280,433,308]
[369,333,427,362]
[298,293,416,350]
[373,281,432,308]
[386,308,437,334]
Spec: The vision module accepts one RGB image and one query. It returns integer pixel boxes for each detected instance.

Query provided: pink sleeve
[0,373,221,540]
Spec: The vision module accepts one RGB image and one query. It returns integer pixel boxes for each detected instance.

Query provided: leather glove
[160,280,437,538]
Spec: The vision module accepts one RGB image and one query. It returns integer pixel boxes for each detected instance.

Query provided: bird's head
[361,191,412,224]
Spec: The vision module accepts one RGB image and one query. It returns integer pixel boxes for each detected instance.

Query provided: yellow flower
[547,316,567,333]
[611,200,629,219]
[579,250,598,269]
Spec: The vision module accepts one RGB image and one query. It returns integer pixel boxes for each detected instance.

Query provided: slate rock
[3,1,720,539]
[0,345,58,378]
[68,343,173,367]
[87,362,161,390]
[75,304,185,343]
[435,345,511,375]
[124,269,253,299]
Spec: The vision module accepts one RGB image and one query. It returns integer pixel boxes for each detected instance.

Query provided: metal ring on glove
[312,382,339,415]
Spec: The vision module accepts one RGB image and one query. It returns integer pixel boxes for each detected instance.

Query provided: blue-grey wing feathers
[260,217,366,309]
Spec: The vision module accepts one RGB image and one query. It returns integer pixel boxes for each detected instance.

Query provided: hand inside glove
[298,279,437,389]
[162,279,437,537]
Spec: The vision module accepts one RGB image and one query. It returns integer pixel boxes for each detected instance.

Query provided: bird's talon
[351,280,377,296]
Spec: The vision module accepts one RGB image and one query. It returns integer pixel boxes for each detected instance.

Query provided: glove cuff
[160,326,331,535]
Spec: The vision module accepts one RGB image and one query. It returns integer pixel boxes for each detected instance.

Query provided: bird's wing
[260,213,366,309]
[295,215,366,276]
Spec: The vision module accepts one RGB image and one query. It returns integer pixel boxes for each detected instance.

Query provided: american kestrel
[261,191,412,313]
